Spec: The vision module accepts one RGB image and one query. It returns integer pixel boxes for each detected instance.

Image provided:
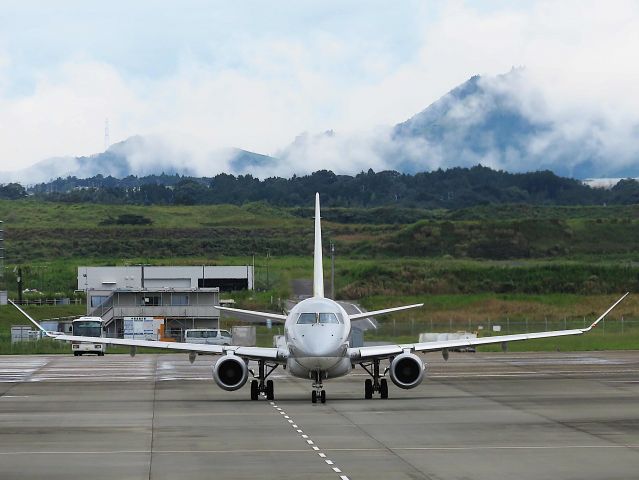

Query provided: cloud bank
[0,1,638,179]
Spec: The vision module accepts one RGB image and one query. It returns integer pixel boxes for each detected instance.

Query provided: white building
[78,265,254,340]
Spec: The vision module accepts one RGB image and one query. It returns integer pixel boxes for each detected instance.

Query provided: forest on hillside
[3,166,639,208]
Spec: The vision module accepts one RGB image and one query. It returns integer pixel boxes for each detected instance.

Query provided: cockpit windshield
[297,313,317,324]
[296,312,342,324]
[319,313,340,324]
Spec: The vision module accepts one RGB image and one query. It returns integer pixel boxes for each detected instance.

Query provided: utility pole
[266,250,270,290]
[330,241,335,300]
[16,267,23,303]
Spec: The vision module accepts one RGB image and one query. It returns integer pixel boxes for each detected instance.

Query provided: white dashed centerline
[270,401,350,480]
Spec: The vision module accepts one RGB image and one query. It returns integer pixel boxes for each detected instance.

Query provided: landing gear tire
[98,352,105,356]
[73,352,80,357]
[250,380,259,401]
[380,378,388,399]
[320,390,326,403]
[364,378,373,399]
[266,379,274,400]
[311,390,318,404]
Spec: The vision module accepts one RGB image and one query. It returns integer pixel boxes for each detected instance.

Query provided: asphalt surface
[1,351,639,479]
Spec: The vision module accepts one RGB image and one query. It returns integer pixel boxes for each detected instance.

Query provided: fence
[365,316,639,341]
[9,298,84,306]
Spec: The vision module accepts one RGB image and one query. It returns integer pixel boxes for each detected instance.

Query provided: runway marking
[270,401,351,480]
[2,444,638,456]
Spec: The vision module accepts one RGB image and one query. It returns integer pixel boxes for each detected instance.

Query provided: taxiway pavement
[1,351,638,479]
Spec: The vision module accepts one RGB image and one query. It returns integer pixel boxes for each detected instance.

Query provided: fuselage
[284,296,352,380]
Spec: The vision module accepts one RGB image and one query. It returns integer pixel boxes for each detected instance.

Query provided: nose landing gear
[360,358,389,399]
[311,371,326,404]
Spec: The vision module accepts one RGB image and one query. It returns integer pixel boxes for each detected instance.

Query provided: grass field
[1,198,639,353]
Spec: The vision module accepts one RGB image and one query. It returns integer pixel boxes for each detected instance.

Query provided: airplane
[11,193,629,404]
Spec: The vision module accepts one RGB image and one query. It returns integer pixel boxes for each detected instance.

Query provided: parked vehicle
[184,329,232,345]
[71,317,106,356]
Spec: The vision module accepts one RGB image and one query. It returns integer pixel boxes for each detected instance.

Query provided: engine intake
[213,354,249,391]
[389,352,425,389]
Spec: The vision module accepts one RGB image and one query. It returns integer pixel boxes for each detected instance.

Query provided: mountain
[0,136,278,184]
[278,69,638,179]
[391,72,552,174]
[3,70,636,183]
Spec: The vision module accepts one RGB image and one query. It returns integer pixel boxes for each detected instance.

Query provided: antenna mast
[104,118,110,151]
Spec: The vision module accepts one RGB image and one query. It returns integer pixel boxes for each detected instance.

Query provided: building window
[91,295,109,308]
[172,294,189,306]
[143,296,161,306]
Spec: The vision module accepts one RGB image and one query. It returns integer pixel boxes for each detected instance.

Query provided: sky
[0,0,638,176]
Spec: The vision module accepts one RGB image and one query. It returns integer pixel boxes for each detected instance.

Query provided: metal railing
[9,298,84,306]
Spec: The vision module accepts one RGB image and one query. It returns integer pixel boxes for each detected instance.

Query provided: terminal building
[78,265,254,340]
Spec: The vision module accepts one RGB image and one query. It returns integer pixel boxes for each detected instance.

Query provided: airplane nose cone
[296,325,343,358]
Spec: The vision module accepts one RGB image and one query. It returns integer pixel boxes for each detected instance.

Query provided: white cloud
[1,1,639,179]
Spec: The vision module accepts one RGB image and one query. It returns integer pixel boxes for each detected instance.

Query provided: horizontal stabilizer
[348,303,423,321]
[216,305,287,321]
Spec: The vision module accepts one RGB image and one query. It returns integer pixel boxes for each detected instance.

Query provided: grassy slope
[2,199,639,352]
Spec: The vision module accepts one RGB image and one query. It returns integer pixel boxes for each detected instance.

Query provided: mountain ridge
[2,70,635,183]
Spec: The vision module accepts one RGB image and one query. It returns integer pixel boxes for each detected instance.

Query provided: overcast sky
[1,0,638,173]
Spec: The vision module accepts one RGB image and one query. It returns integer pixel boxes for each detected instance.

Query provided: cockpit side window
[297,313,317,324]
[319,313,341,324]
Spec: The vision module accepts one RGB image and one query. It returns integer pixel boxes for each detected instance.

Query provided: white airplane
[11,193,629,404]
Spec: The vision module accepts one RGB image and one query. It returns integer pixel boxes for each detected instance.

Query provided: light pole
[330,241,335,300]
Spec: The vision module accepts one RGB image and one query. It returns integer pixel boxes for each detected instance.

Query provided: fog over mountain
[2,70,638,183]
[269,69,639,180]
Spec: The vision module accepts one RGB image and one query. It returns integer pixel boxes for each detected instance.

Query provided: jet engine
[388,352,425,389]
[213,354,249,391]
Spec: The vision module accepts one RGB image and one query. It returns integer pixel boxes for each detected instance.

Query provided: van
[184,329,232,345]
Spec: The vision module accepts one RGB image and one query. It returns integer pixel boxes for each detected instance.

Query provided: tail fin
[313,192,324,298]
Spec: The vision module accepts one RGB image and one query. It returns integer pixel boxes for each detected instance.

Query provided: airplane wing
[349,293,629,361]
[10,300,284,361]
[348,303,424,321]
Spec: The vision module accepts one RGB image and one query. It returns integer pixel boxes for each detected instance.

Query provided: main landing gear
[250,360,278,401]
[311,371,326,404]
[360,358,388,399]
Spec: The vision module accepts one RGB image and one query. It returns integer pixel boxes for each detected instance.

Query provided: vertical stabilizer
[313,192,324,298]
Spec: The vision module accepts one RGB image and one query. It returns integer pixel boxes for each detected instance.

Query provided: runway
[1,351,638,479]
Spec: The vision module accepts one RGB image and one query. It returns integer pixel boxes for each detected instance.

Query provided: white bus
[71,317,106,356]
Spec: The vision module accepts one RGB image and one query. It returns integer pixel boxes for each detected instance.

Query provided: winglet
[9,300,53,336]
[313,192,324,298]
[583,292,629,331]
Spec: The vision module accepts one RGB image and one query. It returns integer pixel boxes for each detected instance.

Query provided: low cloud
[1,1,639,180]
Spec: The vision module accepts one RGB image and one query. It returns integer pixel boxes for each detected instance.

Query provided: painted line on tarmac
[2,444,637,456]
[270,400,351,480]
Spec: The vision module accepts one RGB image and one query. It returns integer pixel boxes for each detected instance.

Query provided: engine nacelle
[213,354,249,391]
[389,352,425,389]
